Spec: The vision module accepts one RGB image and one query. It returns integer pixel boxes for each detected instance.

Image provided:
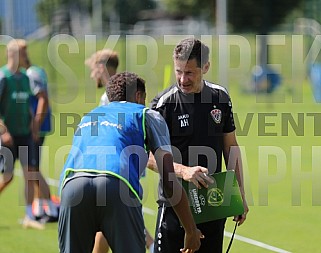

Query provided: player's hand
[180,229,204,253]
[1,131,13,147]
[0,121,6,135]
[233,198,249,226]
[182,166,214,189]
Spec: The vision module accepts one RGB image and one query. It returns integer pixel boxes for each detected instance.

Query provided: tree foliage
[228,0,303,33]
[36,0,305,33]
[163,0,304,33]
[114,0,156,26]
[36,0,156,29]
[163,0,215,19]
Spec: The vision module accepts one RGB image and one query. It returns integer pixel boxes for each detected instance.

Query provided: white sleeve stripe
[155,86,179,109]
[204,81,229,95]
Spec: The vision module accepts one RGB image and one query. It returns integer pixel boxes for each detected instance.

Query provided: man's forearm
[147,153,187,178]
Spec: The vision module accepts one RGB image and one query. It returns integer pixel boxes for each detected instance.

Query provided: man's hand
[147,153,214,189]
[180,228,204,253]
[0,121,6,135]
[180,165,214,189]
[1,131,13,147]
[233,198,249,226]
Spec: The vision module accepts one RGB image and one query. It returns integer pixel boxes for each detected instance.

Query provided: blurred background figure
[0,39,44,229]
[251,65,281,94]
[0,121,7,173]
[309,63,321,102]
[17,39,59,222]
[85,49,119,105]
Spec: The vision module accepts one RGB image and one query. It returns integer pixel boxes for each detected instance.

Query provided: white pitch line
[224,231,292,253]
[14,173,291,252]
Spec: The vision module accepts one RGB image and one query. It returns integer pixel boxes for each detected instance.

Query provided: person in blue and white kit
[58,72,203,253]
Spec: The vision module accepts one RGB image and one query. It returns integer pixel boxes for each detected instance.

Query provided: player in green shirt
[0,39,44,229]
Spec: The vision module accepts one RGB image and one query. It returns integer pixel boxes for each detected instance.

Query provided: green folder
[182,170,244,224]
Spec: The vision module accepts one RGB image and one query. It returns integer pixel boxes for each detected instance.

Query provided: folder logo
[199,194,206,206]
[183,171,244,224]
[207,188,224,207]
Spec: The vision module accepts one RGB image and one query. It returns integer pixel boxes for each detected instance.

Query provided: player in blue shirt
[58,72,203,253]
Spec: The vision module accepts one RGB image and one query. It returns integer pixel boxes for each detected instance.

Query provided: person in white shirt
[85,49,119,105]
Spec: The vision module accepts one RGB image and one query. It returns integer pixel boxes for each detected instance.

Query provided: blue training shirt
[60,101,172,201]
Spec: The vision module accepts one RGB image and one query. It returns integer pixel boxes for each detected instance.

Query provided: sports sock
[46,199,58,217]
[26,205,35,219]
[33,198,45,217]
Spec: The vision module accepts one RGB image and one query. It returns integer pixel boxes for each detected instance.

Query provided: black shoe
[39,214,59,223]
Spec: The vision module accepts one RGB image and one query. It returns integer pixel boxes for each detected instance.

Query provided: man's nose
[180,74,188,83]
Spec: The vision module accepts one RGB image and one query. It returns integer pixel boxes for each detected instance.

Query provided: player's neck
[20,61,31,69]
[24,63,31,69]
[6,61,20,74]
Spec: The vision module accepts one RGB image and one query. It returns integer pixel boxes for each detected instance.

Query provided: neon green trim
[142,107,148,151]
[61,168,142,203]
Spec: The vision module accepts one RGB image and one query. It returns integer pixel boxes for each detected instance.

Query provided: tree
[163,0,303,67]
[163,0,303,33]
[228,0,303,33]
[36,0,156,33]
[162,0,215,21]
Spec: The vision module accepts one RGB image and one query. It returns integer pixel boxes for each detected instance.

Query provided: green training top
[0,66,32,136]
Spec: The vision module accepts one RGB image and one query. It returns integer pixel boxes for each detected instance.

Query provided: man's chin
[179,86,193,94]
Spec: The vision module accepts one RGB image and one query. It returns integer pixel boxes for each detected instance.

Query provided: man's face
[90,63,109,88]
[174,58,209,94]
[90,63,117,88]
[19,47,30,68]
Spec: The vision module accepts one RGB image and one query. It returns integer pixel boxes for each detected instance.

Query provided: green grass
[1,35,321,252]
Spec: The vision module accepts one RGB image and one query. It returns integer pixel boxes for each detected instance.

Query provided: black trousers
[154,205,226,253]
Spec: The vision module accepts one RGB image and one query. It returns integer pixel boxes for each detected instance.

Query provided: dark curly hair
[106,72,146,102]
[173,38,209,68]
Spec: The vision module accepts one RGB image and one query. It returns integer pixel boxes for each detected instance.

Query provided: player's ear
[135,91,146,105]
[202,62,210,74]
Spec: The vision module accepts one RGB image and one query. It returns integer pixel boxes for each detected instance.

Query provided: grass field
[1,35,321,253]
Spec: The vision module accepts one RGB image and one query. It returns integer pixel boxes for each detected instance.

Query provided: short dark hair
[107,72,146,102]
[173,38,209,68]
